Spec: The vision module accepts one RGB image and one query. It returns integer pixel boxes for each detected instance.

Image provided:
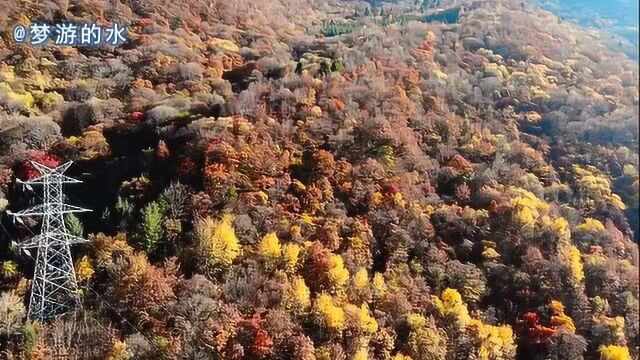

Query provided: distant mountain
[532,0,639,59]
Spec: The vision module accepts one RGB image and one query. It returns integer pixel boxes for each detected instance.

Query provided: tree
[404,314,447,360]
[257,232,282,269]
[331,59,344,72]
[599,345,632,360]
[313,293,345,334]
[0,291,25,335]
[65,213,84,238]
[141,201,166,252]
[195,214,242,271]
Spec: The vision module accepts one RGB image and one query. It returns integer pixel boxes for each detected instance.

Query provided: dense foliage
[0,0,638,359]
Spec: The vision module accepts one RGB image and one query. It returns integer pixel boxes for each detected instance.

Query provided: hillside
[0,0,638,359]
[531,0,639,59]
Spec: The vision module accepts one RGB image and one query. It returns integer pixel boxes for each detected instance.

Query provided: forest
[0,0,638,359]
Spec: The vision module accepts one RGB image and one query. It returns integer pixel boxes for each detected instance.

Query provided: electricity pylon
[7,161,90,320]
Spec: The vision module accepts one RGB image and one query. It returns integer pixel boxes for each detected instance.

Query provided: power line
[83,285,161,354]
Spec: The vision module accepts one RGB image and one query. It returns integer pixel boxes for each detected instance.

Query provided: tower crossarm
[17,161,81,185]
[18,233,89,249]
[16,174,83,186]
[30,161,73,176]
[7,204,92,217]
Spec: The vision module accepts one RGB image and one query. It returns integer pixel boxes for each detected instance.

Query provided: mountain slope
[0,0,638,359]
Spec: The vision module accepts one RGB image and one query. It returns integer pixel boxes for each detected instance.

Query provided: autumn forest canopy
[0,0,638,359]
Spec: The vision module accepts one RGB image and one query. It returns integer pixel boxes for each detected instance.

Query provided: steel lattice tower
[7,161,90,320]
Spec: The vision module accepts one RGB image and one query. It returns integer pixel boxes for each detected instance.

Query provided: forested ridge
[0,0,638,359]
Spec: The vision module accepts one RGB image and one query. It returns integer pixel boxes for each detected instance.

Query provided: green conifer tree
[331,59,344,72]
[65,213,84,238]
[142,200,166,252]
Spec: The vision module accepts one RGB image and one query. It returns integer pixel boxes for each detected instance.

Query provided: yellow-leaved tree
[468,320,516,360]
[75,256,94,283]
[313,293,345,333]
[577,218,606,233]
[405,313,447,360]
[574,165,626,210]
[349,267,371,303]
[105,340,131,360]
[559,245,585,283]
[257,232,282,269]
[285,276,311,312]
[434,288,516,359]
[509,188,550,230]
[599,345,632,360]
[282,243,301,273]
[258,232,281,258]
[195,214,241,271]
[550,300,576,333]
[344,302,378,335]
[392,354,413,360]
[432,288,472,328]
[326,254,349,292]
[372,272,387,302]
